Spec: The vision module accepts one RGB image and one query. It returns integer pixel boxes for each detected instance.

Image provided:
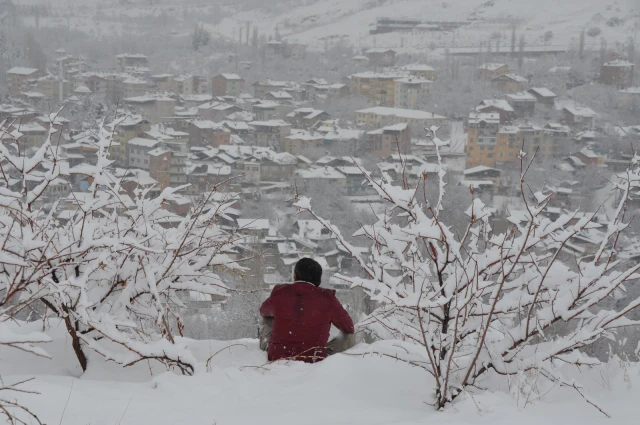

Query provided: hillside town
[1,2,640,338]
[5,1,640,424]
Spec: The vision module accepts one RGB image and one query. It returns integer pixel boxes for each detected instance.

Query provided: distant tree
[0,31,21,85]
[543,30,554,45]
[518,34,526,68]
[510,23,516,58]
[160,10,168,29]
[192,24,211,51]
[579,29,586,59]
[252,26,258,48]
[627,37,635,63]
[23,32,46,71]
[599,38,607,67]
[275,24,281,41]
[587,26,602,38]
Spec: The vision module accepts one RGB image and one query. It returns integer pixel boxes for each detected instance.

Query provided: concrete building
[356,106,447,134]
[124,94,176,124]
[465,112,500,168]
[123,77,149,99]
[283,132,324,156]
[173,75,207,96]
[250,120,292,147]
[528,87,557,112]
[187,120,231,148]
[349,72,404,106]
[600,60,634,88]
[150,74,175,92]
[394,77,431,109]
[126,137,159,169]
[400,64,436,80]
[476,99,515,124]
[148,147,172,189]
[366,123,410,158]
[364,48,396,67]
[505,92,537,117]
[116,53,148,72]
[491,73,528,93]
[476,63,509,80]
[285,108,330,129]
[252,80,290,98]
[211,73,245,96]
[7,67,39,96]
[562,104,596,129]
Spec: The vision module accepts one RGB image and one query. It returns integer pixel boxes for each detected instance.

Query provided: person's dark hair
[294,258,323,286]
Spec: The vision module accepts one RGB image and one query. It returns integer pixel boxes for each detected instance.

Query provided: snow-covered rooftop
[357,107,446,120]
[477,99,514,112]
[7,67,39,76]
[528,87,556,98]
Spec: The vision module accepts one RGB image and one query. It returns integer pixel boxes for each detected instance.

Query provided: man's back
[259,282,354,362]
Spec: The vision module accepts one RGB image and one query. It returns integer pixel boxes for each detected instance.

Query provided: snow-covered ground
[2,319,639,425]
[214,0,640,52]
[18,0,640,53]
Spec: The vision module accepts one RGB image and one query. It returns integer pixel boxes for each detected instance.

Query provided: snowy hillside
[2,320,639,425]
[16,0,640,53]
[214,0,640,51]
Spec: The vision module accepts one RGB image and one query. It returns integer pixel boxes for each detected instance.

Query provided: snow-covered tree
[294,127,640,414]
[192,24,211,52]
[0,115,245,375]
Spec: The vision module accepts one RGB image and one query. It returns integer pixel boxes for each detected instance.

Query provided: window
[487,154,494,158]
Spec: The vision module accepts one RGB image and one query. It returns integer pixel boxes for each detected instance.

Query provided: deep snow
[1,319,638,425]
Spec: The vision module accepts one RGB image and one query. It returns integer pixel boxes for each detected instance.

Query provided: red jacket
[259,282,354,362]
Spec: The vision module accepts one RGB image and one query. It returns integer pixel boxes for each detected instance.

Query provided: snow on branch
[294,127,640,414]
[0,117,245,376]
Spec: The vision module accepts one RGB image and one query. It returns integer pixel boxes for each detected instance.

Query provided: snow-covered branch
[294,128,640,413]
[0,119,245,375]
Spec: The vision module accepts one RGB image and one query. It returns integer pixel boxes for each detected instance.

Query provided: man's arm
[259,290,277,352]
[327,296,355,355]
[259,317,273,352]
[259,292,275,318]
[330,296,354,334]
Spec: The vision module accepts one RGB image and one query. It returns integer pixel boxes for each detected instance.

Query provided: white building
[127,137,159,169]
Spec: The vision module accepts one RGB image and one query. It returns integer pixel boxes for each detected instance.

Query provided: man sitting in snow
[259,258,355,363]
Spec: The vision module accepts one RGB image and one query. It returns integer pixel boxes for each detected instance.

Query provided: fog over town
[1,1,640,424]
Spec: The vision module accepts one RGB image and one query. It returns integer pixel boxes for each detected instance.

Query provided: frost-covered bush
[294,127,640,413]
[0,116,243,376]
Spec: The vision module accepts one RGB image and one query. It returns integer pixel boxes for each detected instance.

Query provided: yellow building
[466,113,499,168]
[349,72,405,106]
[356,106,447,134]
[283,132,324,155]
[494,126,522,165]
